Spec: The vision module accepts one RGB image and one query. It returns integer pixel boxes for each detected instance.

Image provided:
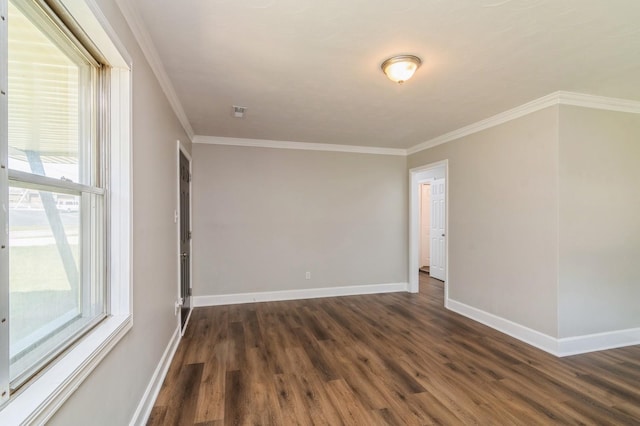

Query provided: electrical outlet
[305,271,311,280]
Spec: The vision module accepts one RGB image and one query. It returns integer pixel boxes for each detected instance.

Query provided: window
[0,0,132,421]
[4,0,105,389]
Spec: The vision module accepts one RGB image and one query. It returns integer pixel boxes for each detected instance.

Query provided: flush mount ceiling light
[381,55,422,84]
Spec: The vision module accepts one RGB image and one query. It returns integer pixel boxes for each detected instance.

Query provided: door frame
[176,140,193,334]
[409,160,449,298]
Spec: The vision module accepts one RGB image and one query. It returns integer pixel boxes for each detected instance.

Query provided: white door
[419,184,431,267]
[430,178,446,281]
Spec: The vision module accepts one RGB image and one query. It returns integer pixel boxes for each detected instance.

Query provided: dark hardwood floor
[148,273,640,425]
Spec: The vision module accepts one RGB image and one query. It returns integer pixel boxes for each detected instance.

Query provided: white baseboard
[446,298,640,357]
[193,282,408,307]
[445,298,559,355]
[557,327,640,357]
[129,326,181,426]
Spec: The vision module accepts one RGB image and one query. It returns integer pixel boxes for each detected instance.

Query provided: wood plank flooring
[149,274,640,425]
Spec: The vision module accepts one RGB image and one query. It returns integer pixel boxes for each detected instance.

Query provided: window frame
[0,0,9,411]
[6,0,108,390]
[0,0,132,422]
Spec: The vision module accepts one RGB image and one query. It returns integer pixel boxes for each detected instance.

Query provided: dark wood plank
[194,340,228,423]
[324,379,376,425]
[273,373,314,425]
[223,370,244,426]
[155,362,203,426]
[147,406,167,425]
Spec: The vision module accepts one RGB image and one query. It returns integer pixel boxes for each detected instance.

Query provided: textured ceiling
[131,0,640,149]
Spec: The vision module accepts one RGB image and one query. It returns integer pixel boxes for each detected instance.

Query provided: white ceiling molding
[407,92,560,155]
[194,136,408,156]
[556,91,640,114]
[196,91,640,157]
[407,91,640,155]
[114,0,194,141]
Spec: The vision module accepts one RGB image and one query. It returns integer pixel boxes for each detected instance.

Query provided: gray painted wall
[558,105,640,337]
[409,104,640,340]
[48,0,190,424]
[192,144,408,296]
[409,107,560,337]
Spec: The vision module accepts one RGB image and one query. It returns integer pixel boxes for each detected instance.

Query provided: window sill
[0,314,132,425]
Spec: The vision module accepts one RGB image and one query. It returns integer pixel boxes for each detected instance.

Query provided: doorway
[409,160,448,295]
[178,142,192,333]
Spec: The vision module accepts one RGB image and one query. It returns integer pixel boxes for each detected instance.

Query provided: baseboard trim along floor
[446,298,640,357]
[193,282,409,307]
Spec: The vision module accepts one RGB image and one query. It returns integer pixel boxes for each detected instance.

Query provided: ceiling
[129,0,640,150]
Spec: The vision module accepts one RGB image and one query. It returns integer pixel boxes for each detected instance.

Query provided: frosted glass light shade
[381,55,422,84]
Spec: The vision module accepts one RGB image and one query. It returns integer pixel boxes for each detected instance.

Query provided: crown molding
[555,91,640,114]
[194,136,408,156]
[114,0,194,141]
[407,92,561,155]
[407,91,640,155]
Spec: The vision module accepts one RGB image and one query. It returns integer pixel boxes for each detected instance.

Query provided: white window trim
[0,315,131,424]
[0,0,133,423]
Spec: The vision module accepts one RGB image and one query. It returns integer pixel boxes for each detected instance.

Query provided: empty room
[0,0,639,424]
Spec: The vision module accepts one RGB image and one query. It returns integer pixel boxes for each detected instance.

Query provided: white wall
[192,143,408,297]
[409,106,560,337]
[48,0,190,424]
[558,105,640,337]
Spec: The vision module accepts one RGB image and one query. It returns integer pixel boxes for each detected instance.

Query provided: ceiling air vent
[232,105,247,118]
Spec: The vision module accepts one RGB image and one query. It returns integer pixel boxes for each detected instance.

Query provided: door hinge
[188,173,192,183]
[188,231,192,240]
